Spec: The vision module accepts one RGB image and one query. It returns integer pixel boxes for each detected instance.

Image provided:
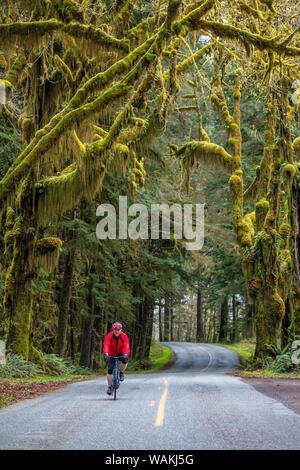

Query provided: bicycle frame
[108,355,120,400]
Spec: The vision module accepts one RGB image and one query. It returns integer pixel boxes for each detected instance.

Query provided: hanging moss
[229,173,242,197]
[269,292,285,322]
[5,54,26,86]
[4,230,14,247]
[244,212,255,236]
[190,19,300,57]
[282,163,296,177]
[0,20,130,54]
[21,118,34,145]
[112,143,130,175]
[0,82,132,203]
[15,177,31,211]
[28,346,47,372]
[113,0,138,33]
[173,0,216,35]
[36,237,63,271]
[3,241,19,307]
[36,236,62,252]
[54,54,74,89]
[0,53,7,69]
[12,219,24,240]
[279,222,291,238]
[248,276,262,297]
[243,175,258,200]
[293,137,300,159]
[5,206,15,230]
[178,141,233,172]
[279,248,292,271]
[53,0,84,23]
[255,197,269,229]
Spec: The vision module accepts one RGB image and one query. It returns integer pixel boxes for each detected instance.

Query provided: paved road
[0,342,300,450]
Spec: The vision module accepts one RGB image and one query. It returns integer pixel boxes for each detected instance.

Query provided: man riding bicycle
[103,322,130,395]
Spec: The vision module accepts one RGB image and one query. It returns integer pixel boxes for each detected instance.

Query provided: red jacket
[103,331,130,357]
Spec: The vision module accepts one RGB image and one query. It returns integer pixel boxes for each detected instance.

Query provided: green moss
[54,55,74,89]
[244,212,255,236]
[192,19,300,56]
[35,237,62,271]
[179,141,233,172]
[279,249,292,275]
[5,54,26,86]
[21,119,33,145]
[269,292,285,321]
[4,230,14,246]
[279,222,291,237]
[5,207,15,230]
[173,0,216,34]
[28,346,47,372]
[255,197,269,229]
[12,219,24,240]
[282,163,296,177]
[248,276,261,296]
[0,54,7,69]
[36,237,62,252]
[3,268,16,307]
[229,173,242,196]
[264,210,275,232]
[293,137,300,158]
[0,20,129,53]
[15,177,31,211]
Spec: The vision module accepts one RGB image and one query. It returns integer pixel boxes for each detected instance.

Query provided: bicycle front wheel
[114,386,117,400]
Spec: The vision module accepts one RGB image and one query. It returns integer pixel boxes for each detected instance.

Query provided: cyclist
[103,322,130,395]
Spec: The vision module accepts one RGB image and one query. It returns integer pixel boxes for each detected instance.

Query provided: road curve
[0,342,300,450]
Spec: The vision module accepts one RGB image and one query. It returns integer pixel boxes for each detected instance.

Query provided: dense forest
[0,0,299,372]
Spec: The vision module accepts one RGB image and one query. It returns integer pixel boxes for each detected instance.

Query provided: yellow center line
[154,377,168,427]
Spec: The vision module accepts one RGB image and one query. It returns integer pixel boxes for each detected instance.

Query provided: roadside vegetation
[220,338,300,379]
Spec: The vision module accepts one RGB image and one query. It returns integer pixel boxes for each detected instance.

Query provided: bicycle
[107,355,122,400]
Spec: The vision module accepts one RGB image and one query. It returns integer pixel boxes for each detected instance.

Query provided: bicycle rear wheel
[114,386,117,400]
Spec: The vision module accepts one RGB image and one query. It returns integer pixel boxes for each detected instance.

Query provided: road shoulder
[229,373,300,415]
[0,376,98,409]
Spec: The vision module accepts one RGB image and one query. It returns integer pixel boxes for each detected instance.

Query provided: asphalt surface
[0,342,300,450]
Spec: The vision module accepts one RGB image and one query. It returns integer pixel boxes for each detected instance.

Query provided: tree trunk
[55,247,75,356]
[158,299,163,342]
[218,296,228,342]
[230,294,237,343]
[144,302,154,359]
[80,266,95,368]
[196,287,205,342]
[163,296,170,341]
[69,299,75,361]
[170,297,174,341]
[245,303,253,339]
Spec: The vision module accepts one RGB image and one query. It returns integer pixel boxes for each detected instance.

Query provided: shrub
[245,337,300,373]
[0,354,44,378]
[41,353,92,376]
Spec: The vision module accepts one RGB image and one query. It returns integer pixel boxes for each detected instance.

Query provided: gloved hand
[123,354,128,363]
[104,353,109,363]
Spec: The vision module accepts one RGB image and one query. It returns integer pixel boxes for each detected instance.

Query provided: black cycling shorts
[107,355,127,374]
